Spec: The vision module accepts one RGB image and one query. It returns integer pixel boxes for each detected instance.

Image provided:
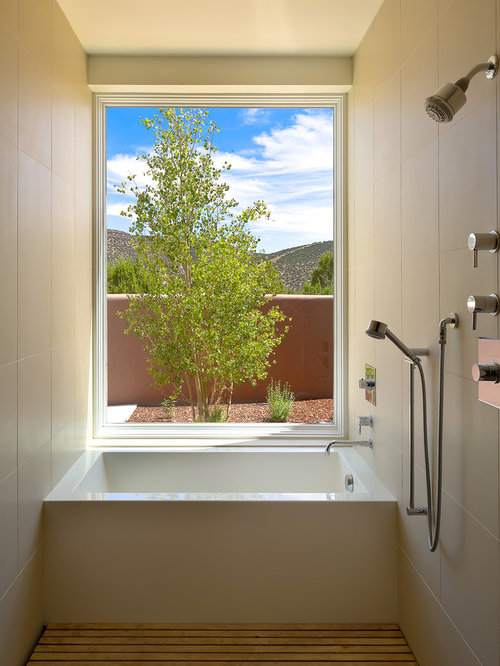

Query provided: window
[94,92,346,442]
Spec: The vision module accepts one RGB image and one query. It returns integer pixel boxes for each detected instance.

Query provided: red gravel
[128,398,333,424]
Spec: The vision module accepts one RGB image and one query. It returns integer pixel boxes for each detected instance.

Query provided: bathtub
[44,447,397,623]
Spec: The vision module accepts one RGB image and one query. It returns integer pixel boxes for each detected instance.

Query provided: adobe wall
[107,294,333,405]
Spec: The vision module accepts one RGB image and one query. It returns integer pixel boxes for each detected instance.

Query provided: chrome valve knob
[472,362,500,383]
[357,415,373,435]
[467,293,499,330]
[468,231,499,268]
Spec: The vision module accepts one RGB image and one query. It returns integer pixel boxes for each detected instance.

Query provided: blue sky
[106,107,334,254]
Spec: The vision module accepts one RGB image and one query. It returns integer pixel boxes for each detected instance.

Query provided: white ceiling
[57,0,383,56]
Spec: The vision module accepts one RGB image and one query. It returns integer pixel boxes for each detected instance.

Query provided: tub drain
[345,473,354,492]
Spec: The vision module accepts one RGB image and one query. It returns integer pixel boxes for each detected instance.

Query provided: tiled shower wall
[0,1,91,663]
[348,0,499,663]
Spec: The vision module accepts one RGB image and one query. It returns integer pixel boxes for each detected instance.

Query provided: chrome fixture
[468,231,499,267]
[325,440,373,454]
[359,378,375,389]
[365,314,459,552]
[472,361,500,383]
[345,474,354,493]
[425,55,498,122]
[365,320,425,363]
[357,415,373,435]
[467,293,499,330]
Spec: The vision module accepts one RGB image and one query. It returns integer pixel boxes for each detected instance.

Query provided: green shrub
[266,380,294,422]
[208,405,229,422]
[161,398,175,419]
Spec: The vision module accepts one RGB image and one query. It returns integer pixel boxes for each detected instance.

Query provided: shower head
[365,319,420,363]
[425,55,498,123]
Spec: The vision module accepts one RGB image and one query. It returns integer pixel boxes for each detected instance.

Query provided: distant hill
[107,229,333,293]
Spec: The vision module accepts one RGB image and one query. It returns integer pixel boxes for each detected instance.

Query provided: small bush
[266,380,295,422]
[161,398,175,419]
[208,405,229,422]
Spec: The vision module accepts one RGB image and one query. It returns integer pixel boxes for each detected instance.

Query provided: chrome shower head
[365,319,419,363]
[425,55,498,123]
[365,319,388,340]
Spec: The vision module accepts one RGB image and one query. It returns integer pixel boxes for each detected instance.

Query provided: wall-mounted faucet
[325,440,373,454]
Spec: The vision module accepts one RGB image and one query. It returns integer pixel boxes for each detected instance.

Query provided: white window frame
[93,91,346,443]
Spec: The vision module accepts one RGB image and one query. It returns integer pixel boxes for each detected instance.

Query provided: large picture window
[94,92,345,442]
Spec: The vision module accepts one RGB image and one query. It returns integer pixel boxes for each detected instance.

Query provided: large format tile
[373,75,401,182]
[438,0,496,130]
[440,493,499,665]
[399,456,441,596]
[18,151,51,259]
[0,362,17,483]
[399,549,482,666]
[52,88,75,184]
[18,0,52,78]
[18,46,52,169]
[0,19,17,145]
[401,141,439,259]
[51,342,75,438]
[401,0,438,65]
[0,0,18,37]
[17,441,51,570]
[374,166,401,266]
[52,173,75,263]
[442,372,498,537]
[52,260,76,348]
[401,26,439,162]
[17,253,51,359]
[0,251,17,366]
[0,136,17,253]
[0,471,17,599]
[439,97,497,254]
[17,352,51,466]
[371,0,401,92]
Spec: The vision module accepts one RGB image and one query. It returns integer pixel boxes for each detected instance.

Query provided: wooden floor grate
[27,623,417,665]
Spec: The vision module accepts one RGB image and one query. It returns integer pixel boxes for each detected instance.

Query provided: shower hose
[413,325,448,552]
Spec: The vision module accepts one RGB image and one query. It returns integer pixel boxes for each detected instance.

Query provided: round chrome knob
[472,362,500,383]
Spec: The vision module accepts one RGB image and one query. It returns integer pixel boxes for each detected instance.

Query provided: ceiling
[57,0,383,56]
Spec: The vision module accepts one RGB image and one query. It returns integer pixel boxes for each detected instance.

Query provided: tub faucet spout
[325,440,373,454]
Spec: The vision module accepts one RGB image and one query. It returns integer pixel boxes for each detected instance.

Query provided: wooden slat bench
[28,624,417,664]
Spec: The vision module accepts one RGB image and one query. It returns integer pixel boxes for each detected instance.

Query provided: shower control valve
[472,361,500,383]
[357,415,373,435]
[467,293,499,331]
[468,231,499,268]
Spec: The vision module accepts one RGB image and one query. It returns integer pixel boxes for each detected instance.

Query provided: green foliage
[107,257,155,294]
[208,405,229,422]
[161,398,175,419]
[118,107,289,422]
[301,250,333,295]
[266,379,295,422]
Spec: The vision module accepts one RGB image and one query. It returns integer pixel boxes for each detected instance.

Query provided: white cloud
[107,110,334,251]
[238,108,271,125]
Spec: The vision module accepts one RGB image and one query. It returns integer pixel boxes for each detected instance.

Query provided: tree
[117,107,288,422]
[107,257,155,294]
[301,250,333,295]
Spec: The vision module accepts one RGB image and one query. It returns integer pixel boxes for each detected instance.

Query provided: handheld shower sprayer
[365,320,420,364]
[425,55,498,122]
[365,315,458,552]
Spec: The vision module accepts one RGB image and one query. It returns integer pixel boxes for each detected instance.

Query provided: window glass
[94,95,345,441]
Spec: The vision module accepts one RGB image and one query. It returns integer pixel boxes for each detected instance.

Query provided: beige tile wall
[0,1,91,664]
[349,0,499,663]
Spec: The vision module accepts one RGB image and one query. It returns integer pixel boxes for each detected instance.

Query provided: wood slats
[28,624,417,665]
